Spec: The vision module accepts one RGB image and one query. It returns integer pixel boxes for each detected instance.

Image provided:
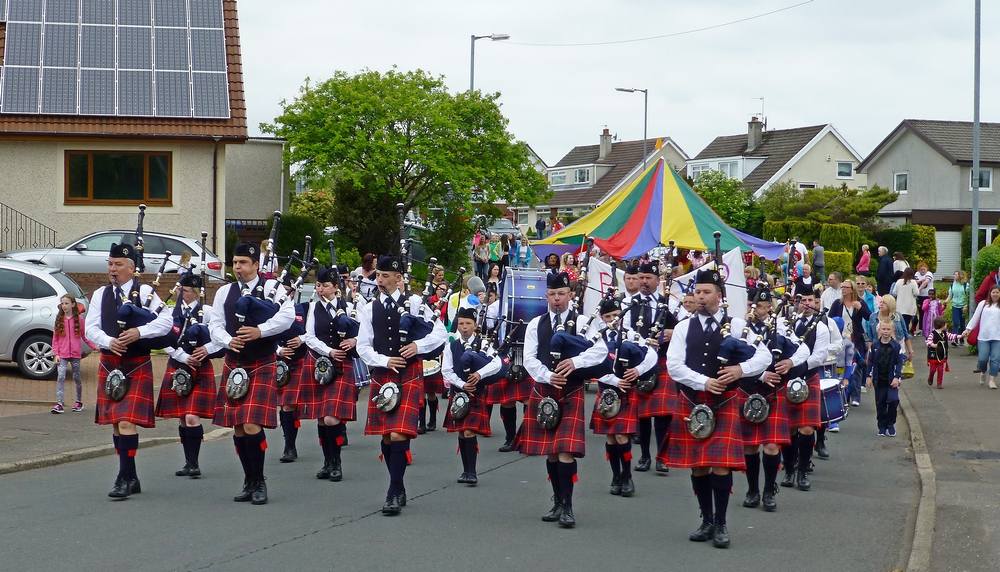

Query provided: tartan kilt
[637,360,673,418]
[423,371,445,395]
[739,388,792,447]
[364,361,423,438]
[443,390,492,436]
[298,352,357,421]
[277,352,309,407]
[785,373,822,430]
[514,382,586,458]
[212,356,278,428]
[658,387,745,470]
[483,375,531,405]
[590,383,639,435]
[155,358,217,419]
[95,353,156,428]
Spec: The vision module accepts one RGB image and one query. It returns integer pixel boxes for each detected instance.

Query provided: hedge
[823,251,854,278]
[973,243,1000,292]
[819,223,861,254]
[873,223,937,272]
[761,220,820,247]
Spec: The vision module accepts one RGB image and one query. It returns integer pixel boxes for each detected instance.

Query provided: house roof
[857,119,1000,172]
[692,124,827,193]
[547,137,685,207]
[0,0,247,141]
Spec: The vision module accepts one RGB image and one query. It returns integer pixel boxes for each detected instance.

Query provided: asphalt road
[1,391,915,572]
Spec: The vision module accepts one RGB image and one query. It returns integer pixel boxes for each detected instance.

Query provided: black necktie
[553,313,561,330]
[705,316,716,334]
[326,302,334,314]
[182,306,191,322]
[114,286,124,308]
[607,330,617,344]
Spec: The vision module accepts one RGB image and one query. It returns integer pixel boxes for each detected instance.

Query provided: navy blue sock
[458,437,471,472]
[317,424,331,464]
[619,442,633,479]
[245,431,266,481]
[279,410,298,449]
[606,443,621,480]
[557,460,577,504]
[329,424,345,462]
[189,425,204,466]
[797,432,815,472]
[500,406,517,441]
[388,441,409,497]
[546,459,561,498]
[653,416,670,456]
[691,473,714,524]
[745,452,761,493]
[466,436,478,474]
[638,418,652,458]
[762,452,781,489]
[119,434,139,480]
[233,435,249,480]
[710,473,734,526]
[782,433,799,474]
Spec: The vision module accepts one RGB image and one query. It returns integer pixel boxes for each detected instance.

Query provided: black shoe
[796,471,811,491]
[558,502,576,528]
[251,480,268,505]
[279,448,297,463]
[175,464,194,477]
[498,440,515,453]
[541,497,563,522]
[426,422,437,432]
[762,484,777,512]
[655,460,670,474]
[187,465,201,479]
[233,480,253,502]
[712,524,730,548]
[780,472,795,488]
[689,522,714,542]
[457,472,471,484]
[635,457,651,472]
[466,473,478,486]
[620,477,635,497]
[417,421,427,435]
[815,444,830,459]
[805,461,815,474]
[743,491,760,508]
[382,495,401,515]
[316,462,332,480]
[108,477,130,499]
[631,435,640,445]
[609,476,622,495]
[328,461,343,482]
[398,490,407,507]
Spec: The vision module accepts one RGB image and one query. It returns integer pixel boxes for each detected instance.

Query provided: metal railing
[0,203,57,252]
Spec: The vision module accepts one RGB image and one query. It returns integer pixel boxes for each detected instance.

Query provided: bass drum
[498,268,548,347]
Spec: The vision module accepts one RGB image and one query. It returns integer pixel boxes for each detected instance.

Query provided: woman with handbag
[964,286,1000,389]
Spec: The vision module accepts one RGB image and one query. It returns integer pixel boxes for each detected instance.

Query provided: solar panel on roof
[1,0,229,118]
[0,0,7,22]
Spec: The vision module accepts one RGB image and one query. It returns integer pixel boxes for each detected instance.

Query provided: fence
[0,203,57,252]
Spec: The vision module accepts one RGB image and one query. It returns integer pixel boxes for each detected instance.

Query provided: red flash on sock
[127,449,137,457]
[622,451,633,462]
[571,473,579,483]
[294,420,301,428]
[335,436,345,447]
[259,440,268,452]
[405,450,413,465]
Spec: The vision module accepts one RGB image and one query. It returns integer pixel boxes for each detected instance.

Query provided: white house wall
[224,139,287,220]
[865,130,962,212]
[775,132,868,189]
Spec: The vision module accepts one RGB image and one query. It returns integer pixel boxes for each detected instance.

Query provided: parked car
[0,260,88,379]
[2,230,225,280]
[485,218,518,238]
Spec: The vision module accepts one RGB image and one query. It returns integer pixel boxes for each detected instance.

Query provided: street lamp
[470,33,510,91]
[616,87,649,167]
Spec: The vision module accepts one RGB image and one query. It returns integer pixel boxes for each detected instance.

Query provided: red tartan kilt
[514,381,586,458]
[277,353,309,407]
[785,373,822,430]
[637,364,674,418]
[739,389,792,447]
[658,387,745,470]
[483,375,531,405]
[155,359,217,419]
[96,354,156,428]
[212,356,278,428]
[423,371,445,394]
[443,391,492,436]
[298,352,357,421]
[364,361,423,438]
[590,383,639,435]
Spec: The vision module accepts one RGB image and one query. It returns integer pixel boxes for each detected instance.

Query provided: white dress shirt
[820,287,841,311]
[84,278,174,351]
[522,308,609,385]
[596,325,658,387]
[355,289,447,369]
[207,275,295,349]
[666,310,771,392]
[441,335,502,390]
[167,302,224,363]
[302,296,356,358]
[791,313,832,370]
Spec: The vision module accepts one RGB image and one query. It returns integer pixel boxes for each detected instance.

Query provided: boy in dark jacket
[867,320,905,437]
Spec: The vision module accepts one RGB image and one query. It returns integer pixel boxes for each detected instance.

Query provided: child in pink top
[921,289,944,338]
[51,294,96,414]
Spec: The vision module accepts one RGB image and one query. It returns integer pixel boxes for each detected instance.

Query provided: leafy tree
[757,182,897,232]
[691,170,764,236]
[262,69,549,262]
[289,188,336,227]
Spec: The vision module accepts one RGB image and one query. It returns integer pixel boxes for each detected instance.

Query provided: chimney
[598,127,613,161]
[747,117,763,151]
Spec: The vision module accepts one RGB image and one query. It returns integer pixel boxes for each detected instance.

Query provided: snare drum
[820,377,846,424]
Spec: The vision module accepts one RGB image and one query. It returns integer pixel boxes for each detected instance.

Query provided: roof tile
[692,125,826,192]
[548,138,660,206]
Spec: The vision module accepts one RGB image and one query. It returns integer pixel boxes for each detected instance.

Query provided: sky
[238,0,1000,166]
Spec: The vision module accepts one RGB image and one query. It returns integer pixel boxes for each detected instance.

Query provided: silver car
[0,260,88,379]
[3,230,225,280]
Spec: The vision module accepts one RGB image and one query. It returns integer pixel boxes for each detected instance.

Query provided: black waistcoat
[223,275,276,361]
[100,280,143,357]
[535,310,578,370]
[683,315,729,379]
[312,297,348,348]
[371,296,402,358]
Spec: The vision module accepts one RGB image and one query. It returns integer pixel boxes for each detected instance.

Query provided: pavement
[0,365,917,572]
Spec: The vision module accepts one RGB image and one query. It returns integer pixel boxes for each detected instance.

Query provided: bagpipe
[394,203,437,358]
[650,240,680,345]
[313,237,362,386]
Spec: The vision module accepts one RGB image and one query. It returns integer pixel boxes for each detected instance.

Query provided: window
[122,234,166,255]
[549,170,567,186]
[0,269,30,299]
[29,276,57,299]
[574,168,591,184]
[894,172,909,194]
[798,182,817,190]
[49,272,85,299]
[690,164,710,179]
[717,161,739,179]
[64,151,172,205]
[516,209,529,226]
[837,161,853,178]
[970,168,993,191]
[161,237,196,259]
[74,233,123,252]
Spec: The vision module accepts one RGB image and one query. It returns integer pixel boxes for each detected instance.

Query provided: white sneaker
[850,400,861,407]
[860,386,868,394]
[829,423,840,433]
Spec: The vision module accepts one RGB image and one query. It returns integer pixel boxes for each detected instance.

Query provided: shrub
[266,212,326,263]
[819,223,861,254]
[761,220,819,246]
[824,251,854,278]
[910,224,937,272]
[973,243,1000,293]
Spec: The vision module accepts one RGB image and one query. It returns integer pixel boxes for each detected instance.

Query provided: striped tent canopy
[536,158,748,259]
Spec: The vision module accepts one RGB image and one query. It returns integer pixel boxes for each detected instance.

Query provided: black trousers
[873,383,899,430]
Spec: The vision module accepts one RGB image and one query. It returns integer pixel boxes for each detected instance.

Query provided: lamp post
[972,0,982,263]
[470,33,510,91]
[616,87,649,167]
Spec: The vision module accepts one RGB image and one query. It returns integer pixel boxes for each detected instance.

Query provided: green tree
[262,69,549,261]
[758,182,897,232]
[692,170,764,236]
[289,188,336,227]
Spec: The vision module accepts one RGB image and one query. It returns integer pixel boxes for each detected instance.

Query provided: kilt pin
[155,358,217,419]
[212,356,278,428]
[364,361,424,438]
[96,353,156,428]
[515,381,586,458]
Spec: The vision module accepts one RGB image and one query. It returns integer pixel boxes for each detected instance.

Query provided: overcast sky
[239,0,999,165]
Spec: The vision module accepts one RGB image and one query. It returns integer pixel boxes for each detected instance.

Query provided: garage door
[935,231,962,277]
